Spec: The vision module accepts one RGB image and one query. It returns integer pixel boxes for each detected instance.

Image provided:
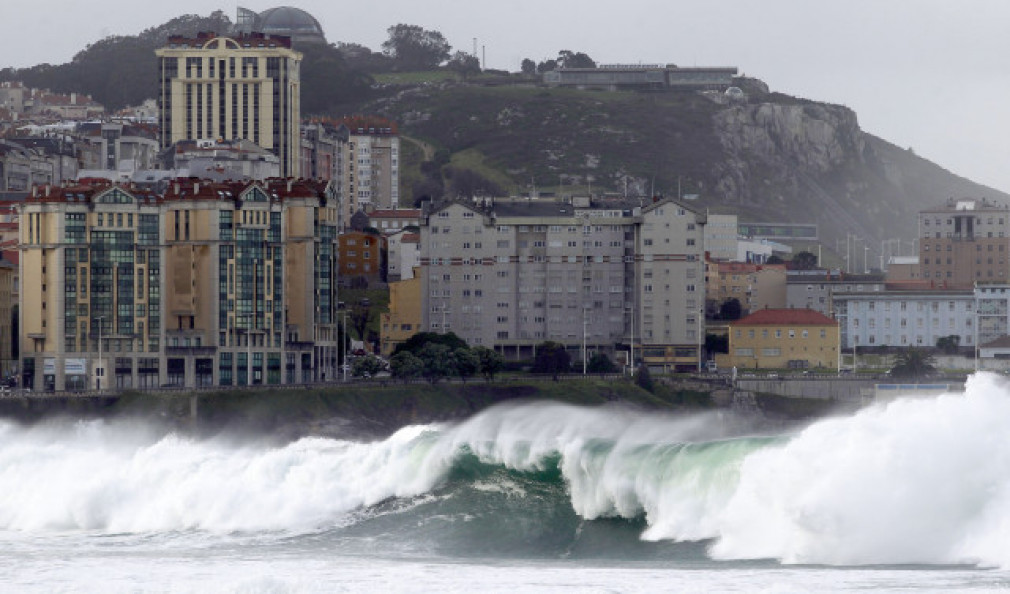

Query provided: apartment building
[156,33,302,177]
[339,117,399,222]
[338,230,386,285]
[705,260,786,316]
[832,289,975,350]
[918,197,1010,288]
[19,178,340,391]
[419,196,706,370]
[785,271,885,316]
[386,229,420,282]
[725,308,838,370]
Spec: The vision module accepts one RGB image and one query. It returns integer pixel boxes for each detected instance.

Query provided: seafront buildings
[19,178,340,391]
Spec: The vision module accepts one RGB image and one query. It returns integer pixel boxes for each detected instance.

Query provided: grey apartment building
[420,196,707,371]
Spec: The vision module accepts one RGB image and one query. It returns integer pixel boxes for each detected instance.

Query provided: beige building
[918,197,1010,289]
[0,258,14,377]
[156,33,302,178]
[705,260,787,316]
[724,308,839,370]
[18,178,340,391]
[380,274,422,357]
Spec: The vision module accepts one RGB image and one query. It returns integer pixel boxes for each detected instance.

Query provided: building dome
[241,6,326,44]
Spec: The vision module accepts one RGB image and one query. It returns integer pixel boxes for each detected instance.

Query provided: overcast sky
[5,1,1010,195]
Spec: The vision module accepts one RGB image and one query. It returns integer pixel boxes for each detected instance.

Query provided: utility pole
[582,307,588,375]
[95,316,104,391]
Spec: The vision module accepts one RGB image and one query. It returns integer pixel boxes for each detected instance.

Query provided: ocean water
[2,374,1010,592]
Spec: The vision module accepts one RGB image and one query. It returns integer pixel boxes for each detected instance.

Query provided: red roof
[733,308,837,327]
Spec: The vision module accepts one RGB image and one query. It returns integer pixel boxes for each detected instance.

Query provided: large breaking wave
[1,372,1009,567]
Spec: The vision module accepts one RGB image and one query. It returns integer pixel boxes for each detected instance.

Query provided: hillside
[369,81,1006,251]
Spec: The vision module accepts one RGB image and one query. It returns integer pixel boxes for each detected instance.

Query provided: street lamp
[94,316,105,391]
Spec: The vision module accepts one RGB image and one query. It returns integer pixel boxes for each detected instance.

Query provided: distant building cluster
[12,5,1010,391]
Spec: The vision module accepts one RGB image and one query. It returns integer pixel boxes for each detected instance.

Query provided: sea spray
[710,372,1010,567]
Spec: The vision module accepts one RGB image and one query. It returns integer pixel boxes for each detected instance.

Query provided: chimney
[45,185,50,197]
[194,182,200,194]
[71,93,77,105]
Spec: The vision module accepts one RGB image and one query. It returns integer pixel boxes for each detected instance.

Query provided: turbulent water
[3,374,1010,592]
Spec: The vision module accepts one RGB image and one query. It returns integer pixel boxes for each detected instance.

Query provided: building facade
[785,271,885,316]
[705,260,787,316]
[832,289,975,350]
[19,178,340,391]
[725,308,839,370]
[339,117,400,223]
[918,198,1010,288]
[380,275,421,357]
[156,33,302,177]
[420,196,706,370]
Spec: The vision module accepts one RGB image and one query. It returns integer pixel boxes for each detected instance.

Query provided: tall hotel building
[156,33,302,178]
[19,178,340,391]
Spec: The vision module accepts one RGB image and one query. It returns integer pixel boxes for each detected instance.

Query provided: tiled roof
[733,308,838,326]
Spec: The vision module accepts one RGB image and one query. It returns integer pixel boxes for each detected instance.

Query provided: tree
[447,51,480,80]
[766,255,785,265]
[705,333,729,354]
[936,335,961,354]
[474,346,504,382]
[536,59,558,74]
[350,303,373,341]
[393,331,469,357]
[444,167,503,198]
[719,298,743,321]
[520,58,536,76]
[889,348,937,379]
[635,363,654,393]
[533,341,571,380]
[791,251,818,270]
[351,355,385,378]
[587,352,618,374]
[390,351,424,381]
[419,342,455,383]
[382,24,451,70]
[454,347,480,383]
[556,50,596,69]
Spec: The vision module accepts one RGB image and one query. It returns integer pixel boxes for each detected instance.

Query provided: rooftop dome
[237,6,326,44]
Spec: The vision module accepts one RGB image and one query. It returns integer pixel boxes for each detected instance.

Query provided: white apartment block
[420,196,706,370]
[833,290,975,350]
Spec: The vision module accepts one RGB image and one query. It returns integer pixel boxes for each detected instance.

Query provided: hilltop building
[235,6,327,45]
[18,178,341,391]
[543,65,738,91]
[156,33,302,178]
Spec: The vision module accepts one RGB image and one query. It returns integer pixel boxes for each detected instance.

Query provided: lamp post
[95,316,104,391]
[582,306,588,375]
[341,310,348,382]
[974,284,980,373]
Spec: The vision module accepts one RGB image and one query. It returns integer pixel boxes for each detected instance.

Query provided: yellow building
[18,178,340,391]
[724,308,839,370]
[380,272,421,357]
[156,33,302,177]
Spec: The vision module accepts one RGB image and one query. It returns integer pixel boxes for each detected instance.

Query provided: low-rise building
[785,271,885,316]
[386,229,419,282]
[338,230,386,286]
[380,274,421,357]
[832,289,975,350]
[725,308,839,370]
